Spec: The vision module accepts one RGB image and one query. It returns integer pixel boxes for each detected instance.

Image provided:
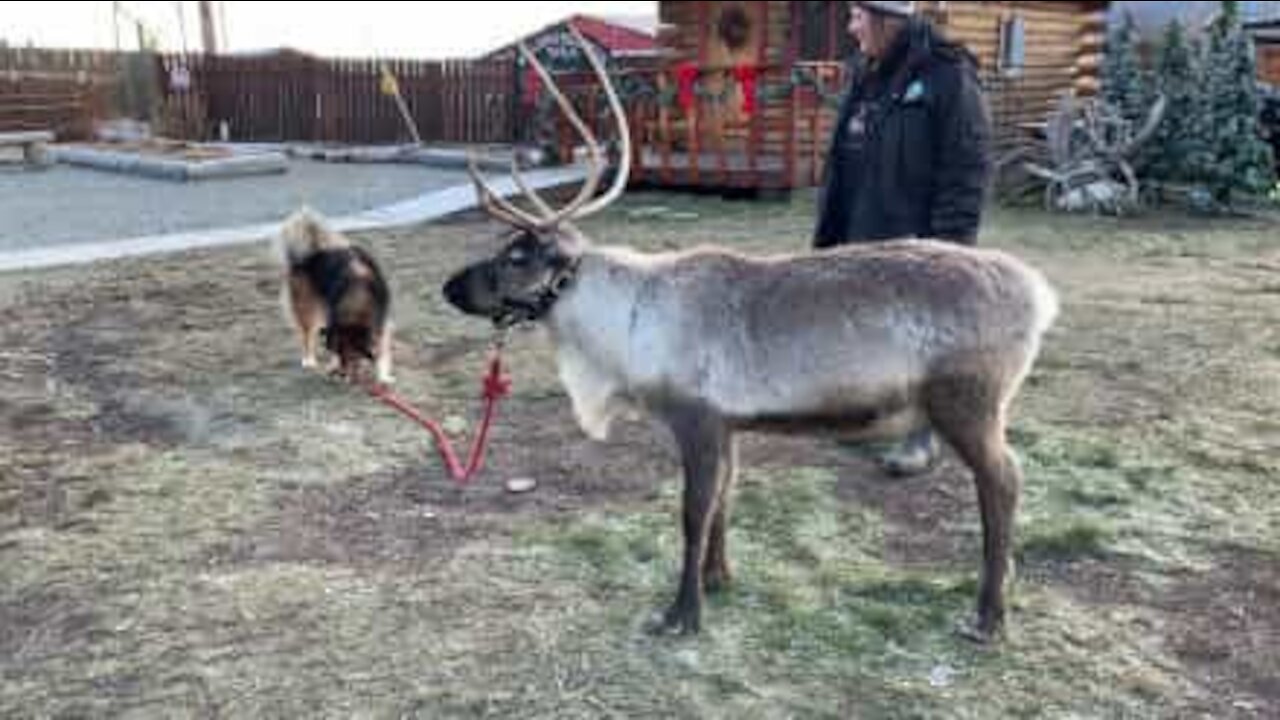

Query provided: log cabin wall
[924,2,1109,150]
[648,1,1110,189]
[1260,42,1280,85]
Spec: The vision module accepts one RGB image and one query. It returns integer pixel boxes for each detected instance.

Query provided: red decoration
[676,61,699,112]
[732,64,758,116]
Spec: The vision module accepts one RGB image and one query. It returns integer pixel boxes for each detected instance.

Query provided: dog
[275,208,394,384]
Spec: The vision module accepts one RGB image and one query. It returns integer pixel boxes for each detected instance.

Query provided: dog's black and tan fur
[276,209,394,384]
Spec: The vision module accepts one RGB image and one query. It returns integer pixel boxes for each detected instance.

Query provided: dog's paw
[300,356,319,370]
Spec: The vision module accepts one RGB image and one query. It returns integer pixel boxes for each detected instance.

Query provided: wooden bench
[0,130,55,167]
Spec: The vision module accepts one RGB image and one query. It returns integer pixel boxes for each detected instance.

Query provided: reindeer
[442,27,1059,643]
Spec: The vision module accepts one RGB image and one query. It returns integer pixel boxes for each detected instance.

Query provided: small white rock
[929,664,956,688]
[673,648,700,669]
[505,477,537,494]
[443,416,468,435]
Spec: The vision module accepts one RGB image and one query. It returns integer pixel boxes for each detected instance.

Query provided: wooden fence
[0,48,123,139]
[160,53,514,144]
[1,47,516,145]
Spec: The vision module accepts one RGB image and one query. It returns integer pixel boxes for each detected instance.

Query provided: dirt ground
[1,193,1277,718]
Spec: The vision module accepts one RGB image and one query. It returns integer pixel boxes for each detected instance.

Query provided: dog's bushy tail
[276,207,348,266]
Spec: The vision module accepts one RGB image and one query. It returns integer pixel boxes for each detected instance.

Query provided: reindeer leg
[960,436,1020,644]
[648,403,726,636]
[927,372,1021,644]
[703,434,738,595]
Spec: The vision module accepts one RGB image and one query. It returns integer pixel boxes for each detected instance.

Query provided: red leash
[355,349,511,485]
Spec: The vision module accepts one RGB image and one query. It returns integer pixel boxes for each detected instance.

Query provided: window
[998,16,1026,74]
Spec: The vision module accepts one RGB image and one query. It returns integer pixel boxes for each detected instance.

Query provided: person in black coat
[814,1,993,476]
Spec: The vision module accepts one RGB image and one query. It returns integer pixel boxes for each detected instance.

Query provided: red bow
[732,64,758,116]
[676,61,699,112]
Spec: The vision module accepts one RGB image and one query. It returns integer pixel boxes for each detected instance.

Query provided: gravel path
[0,159,472,252]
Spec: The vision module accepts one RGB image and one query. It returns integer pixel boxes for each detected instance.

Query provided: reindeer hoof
[645,604,701,636]
[703,567,732,595]
[877,429,940,478]
[954,615,1004,645]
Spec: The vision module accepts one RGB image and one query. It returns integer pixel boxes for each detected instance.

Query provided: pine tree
[1102,12,1150,128]
[1150,20,1214,185]
[1204,0,1277,205]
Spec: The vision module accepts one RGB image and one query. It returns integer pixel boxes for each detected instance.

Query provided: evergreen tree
[1204,0,1276,205]
[1102,12,1150,127]
[1150,20,1214,185]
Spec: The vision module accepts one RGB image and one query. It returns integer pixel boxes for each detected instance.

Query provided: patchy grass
[1020,520,1114,562]
[1,193,1278,717]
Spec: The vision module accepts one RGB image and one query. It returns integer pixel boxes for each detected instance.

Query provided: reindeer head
[442,26,630,329]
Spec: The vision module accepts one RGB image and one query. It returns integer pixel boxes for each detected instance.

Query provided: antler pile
[1022,92,1167,215]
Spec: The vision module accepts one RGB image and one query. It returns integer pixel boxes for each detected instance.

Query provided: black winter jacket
[814,19,992,247]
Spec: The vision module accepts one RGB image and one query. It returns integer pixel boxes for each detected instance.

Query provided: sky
[2,1,658,58]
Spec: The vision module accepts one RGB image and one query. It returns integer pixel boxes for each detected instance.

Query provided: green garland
[528,64,846,117]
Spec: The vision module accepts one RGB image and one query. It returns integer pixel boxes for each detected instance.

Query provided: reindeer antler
[1120,93,1166,160]
[467,150,546,228]
[466,24,631,229]
[514,34,605,225]
[559,24,632,221]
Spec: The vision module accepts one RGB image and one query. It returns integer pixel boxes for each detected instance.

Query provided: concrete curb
[0,165,588,273]
[283,144,524,173]
[50,146,289,181]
